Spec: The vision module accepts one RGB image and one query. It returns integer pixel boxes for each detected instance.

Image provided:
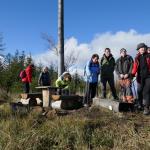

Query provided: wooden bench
[20,92,42,106]
[51,95,83,110]
[20,93,42,99]
[35,86,61,107]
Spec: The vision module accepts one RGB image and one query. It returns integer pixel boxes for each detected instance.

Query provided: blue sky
[1,0,150,56]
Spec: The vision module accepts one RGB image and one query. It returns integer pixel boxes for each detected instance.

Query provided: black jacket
[38,72,51,86]
[115,55,133,79]
[100,54,115,77]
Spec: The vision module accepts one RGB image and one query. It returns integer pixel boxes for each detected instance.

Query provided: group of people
[84,43,150,115]
[20,65,72,95]
[20,42,150,115]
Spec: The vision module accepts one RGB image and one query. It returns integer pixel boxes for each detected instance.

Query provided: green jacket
[55,78,70,89]
[100,54,115,77]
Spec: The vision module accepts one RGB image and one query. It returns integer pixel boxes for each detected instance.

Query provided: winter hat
[120,48,127,53]
[136,43,147,50]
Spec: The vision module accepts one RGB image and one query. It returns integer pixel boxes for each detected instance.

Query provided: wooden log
[42,89,51,107]
[61,96,83,110]
[51,95,81,101]
[51,95,83,110]
[51,95,61,101]
[21,93,42,99]
[93,97,134,112]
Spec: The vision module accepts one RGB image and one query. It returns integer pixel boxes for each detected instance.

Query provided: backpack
[19,70,26,79]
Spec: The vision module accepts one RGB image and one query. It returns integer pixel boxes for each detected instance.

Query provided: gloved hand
[124,74,128,79]
[120,74,124,79]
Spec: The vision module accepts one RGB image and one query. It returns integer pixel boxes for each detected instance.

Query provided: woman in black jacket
[38,67,51,86]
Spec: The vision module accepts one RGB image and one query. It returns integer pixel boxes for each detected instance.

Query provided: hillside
[0,104,149,150]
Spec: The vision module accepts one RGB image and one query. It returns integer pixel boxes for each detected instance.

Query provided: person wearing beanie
[100,48,118,100]
[136,43,147,51]
[115,48,134,103]
[132,43,150,115]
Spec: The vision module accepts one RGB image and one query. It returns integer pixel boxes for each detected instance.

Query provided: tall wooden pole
[58,0,64,77]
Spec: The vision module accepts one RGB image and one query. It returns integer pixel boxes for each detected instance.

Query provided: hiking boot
[112,96,119,101]
[137,105,144,111]
[143,107,150,115]
[100,96,106,99]
[83,104,89,107]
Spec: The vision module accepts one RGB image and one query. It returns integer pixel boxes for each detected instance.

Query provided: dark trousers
[23,82,30,93]
[101,76,117,98]
[143,78,150,107]
[84,82,97,105]
[137,83,143,107]
[57,89,69,95]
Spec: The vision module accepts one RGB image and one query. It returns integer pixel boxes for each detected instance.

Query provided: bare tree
[41,33,58,55]
[65,51,79,71]
[42,33,79,72]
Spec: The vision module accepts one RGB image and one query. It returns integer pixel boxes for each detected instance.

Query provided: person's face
[138,47,145,54]
[64,77,69,81]
[105,50,111,57]
[44,67,48,72]
[120,51,127,57]
[92,57,99,63]
[147,48,150,53]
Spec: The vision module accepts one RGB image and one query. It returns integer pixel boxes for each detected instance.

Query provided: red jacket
[22,65,33,83]
[132,53,150,83]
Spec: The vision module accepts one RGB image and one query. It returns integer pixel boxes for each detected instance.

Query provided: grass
[0,103,149,150]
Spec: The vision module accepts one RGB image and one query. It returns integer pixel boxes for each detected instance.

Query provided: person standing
[38,66,51,86]
[100,48,118,100]
[132,43,150,115]
[21,64,35,93]
[84,54,100,106]
[115,48,134,103]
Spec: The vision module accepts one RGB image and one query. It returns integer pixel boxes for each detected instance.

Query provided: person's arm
[112,57,116,72]
[132,59,138,77]
[97,63,100,75]
[47,72,51,85]
[26,67,32,83]
[85,61,92,76]
[128,56,134,75]
[55,78,62,87]
[63,81,70,90]
[38,73,42,85]
[115,59,120,76]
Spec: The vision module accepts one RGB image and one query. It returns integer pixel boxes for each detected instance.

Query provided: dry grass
[0,104,149,150]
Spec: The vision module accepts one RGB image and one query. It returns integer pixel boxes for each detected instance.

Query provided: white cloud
[33,29,150,75]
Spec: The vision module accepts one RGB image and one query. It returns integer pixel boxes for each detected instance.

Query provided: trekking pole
[132,78,137,98]
[132,78,138,103]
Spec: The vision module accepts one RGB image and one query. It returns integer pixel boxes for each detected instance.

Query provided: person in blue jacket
[84,54,100,106]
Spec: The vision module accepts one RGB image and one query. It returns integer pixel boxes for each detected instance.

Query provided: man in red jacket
[132,43,150,115]
[22,64,35,93]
